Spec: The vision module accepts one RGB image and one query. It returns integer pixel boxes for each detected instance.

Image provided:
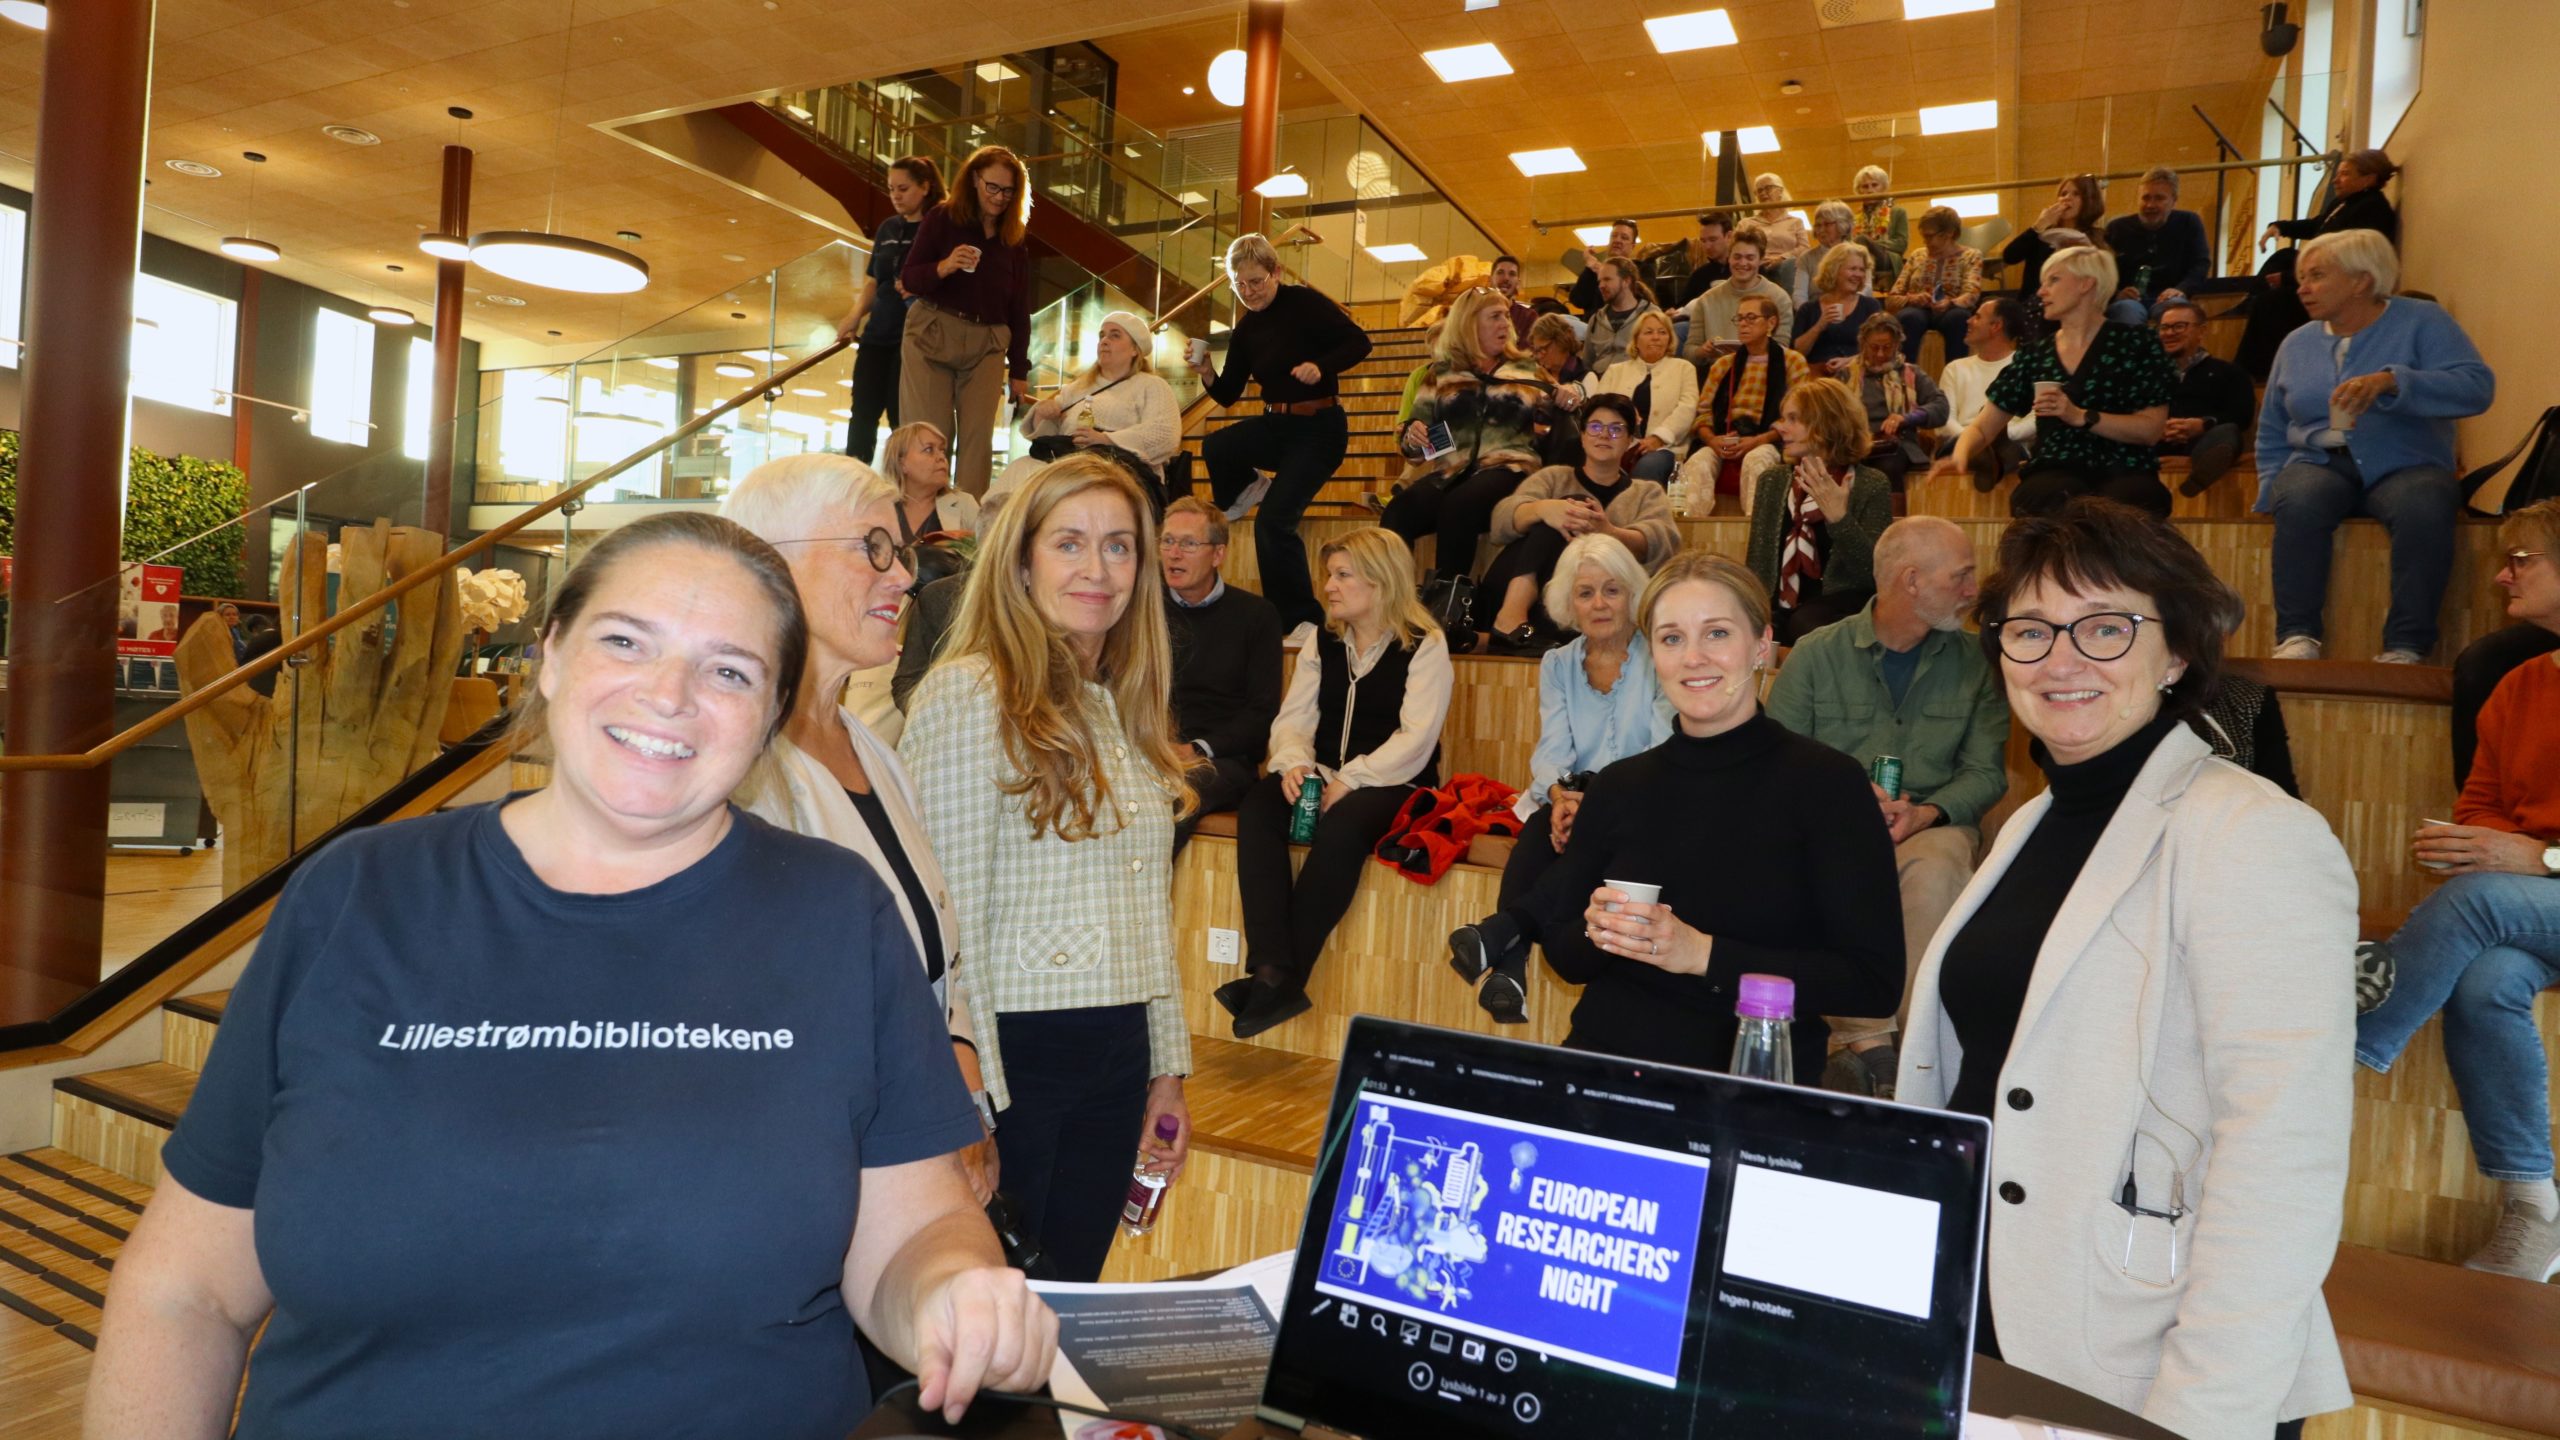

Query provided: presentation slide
[1721,1161,1944,1321]
[1311,1093,1712,1386]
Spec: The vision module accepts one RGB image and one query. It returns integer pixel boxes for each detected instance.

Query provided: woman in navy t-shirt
[87,514,1055,1438]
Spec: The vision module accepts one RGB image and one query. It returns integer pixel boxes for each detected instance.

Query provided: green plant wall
[0,428,249,597]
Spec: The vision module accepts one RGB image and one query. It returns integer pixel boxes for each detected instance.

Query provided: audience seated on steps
[1451,551,1904,1077]
[1748,171,1814,263]
[2151,298,2256,497]
[1525,312,1592,468]
[1567,217,1641,316]
[2241,147,2401,381]
[1883,205,1985,365]
[1677,222,1795,358]
[2452,621,2560,784]
[1478,394,1682,648]
[1221,528,1454,1040]
[2101,166,2212,325]
[1451,534,1670,1024]
[1793,241,1884,373]
[1578,255,1662,377]
[1935,244,2176,520]
[1380,288,1555,594]
[1763,516,2010,1102]
[1161,498,1285,856]
[2353,500,2560,1285]
[1680,293,1812,514]
[1743,375,1895,644]
[1933,296,2038,491]
[2258,228,2494,665]
[1588,311,1696,483]
[1018,309,1183,484]
[1662,211,1735,308]
[1487,254,1536,353]
[1792,199,1868,311]
[1849,166,1911,289]
[1999,173,2108,322]
[1845,313,1950,492]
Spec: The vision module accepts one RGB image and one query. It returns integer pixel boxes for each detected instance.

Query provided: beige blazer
[1898,725,2357,1439]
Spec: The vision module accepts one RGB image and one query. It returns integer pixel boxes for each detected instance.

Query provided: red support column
[0,0,158,1023]
[1236,0,1286,238]
[422,143,473,541]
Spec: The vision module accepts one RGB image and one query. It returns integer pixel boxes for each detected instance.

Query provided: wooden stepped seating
[0,1146,142,1364]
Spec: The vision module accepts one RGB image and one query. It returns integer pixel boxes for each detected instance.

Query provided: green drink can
[1870,754,1904,801]
[1289,774,1323,843]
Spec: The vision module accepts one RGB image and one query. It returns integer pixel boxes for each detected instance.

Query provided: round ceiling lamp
[466,230,650,295]
[417,232,471,261]
[366,306,416,326]
[1207,49,1247,108]
[0,1,45,31]
[220,236,281,263]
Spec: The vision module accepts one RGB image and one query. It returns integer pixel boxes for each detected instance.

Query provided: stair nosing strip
[0,1197,114,1266]
[0,1240,106,1308]
[161,994,226,1025]
[53,1074,184,1131]
[0,1281,65,1331]
[6,1153,147,1215]
[0,1168,129,1241]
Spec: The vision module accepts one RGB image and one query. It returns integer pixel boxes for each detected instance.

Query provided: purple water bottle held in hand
[1730,974,1796,1085]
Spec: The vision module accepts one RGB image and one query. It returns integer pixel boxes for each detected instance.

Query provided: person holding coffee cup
[1791,242,1882,373]
[901,144,1037,497]
[2254,228,2493,664]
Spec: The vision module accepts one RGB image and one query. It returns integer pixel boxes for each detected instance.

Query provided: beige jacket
[1489,465,1681,571]
[1899,725,2356,1439]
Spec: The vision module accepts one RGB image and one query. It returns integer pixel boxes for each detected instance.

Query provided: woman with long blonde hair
[1379,285,1553,602]
[1220,527,1455,1037]
[901,143,1036,496]
[899,453,1194,1282]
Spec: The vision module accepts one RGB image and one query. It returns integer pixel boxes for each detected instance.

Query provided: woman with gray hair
[1793,199,1863,309]
[1850,165,1909,282]
[720,454,997,1201]
[2256,227,2492,663]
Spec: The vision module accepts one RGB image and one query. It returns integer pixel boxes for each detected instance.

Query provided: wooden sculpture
[174,522,466,893]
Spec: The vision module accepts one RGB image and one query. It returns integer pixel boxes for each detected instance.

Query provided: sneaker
[2353,940,2395,1015]
[1232,979,1312,1039]
[2271,634,2323,661]
[1476,969,1528,1025]
[1821,1043,1898,1101]
[2375,649,2424,665]
[2463,1197,2560,1283]
[1222,474,1273,521]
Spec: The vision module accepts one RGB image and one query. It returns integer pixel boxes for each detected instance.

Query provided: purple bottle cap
[1735,973,1795,1020]
[1155,1114,1182,1140]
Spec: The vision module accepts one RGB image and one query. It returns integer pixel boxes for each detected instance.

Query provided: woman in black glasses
[1475,393,1681,648]
[1897,500,2358,1440]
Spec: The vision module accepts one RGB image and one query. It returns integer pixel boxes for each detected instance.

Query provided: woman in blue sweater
[2256,229,2494,663]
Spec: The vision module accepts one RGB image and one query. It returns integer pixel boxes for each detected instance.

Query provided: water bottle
[1289,773,1324,843]
[1122,1114,1183,1237]
[1730,974,1796,1085]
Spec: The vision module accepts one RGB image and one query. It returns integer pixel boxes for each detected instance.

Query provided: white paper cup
[957,255,979,274]
[1604,879,1660,913]
[2032,380,2064,401]
[2328,401,2358,434]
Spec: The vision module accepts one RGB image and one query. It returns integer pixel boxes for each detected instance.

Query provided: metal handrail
[1531,151,2343,235]
[0,338,854,773]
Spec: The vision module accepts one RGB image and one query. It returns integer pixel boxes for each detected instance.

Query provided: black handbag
[1026,433,1078,462]
[2458,404,2560,515]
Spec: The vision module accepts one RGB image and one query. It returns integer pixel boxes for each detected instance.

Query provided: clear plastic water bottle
[1122,1114,1183,1237]
[1730,973,1795,1085]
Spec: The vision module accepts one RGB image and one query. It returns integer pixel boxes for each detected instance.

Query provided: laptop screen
[1259,1017,1990,1439]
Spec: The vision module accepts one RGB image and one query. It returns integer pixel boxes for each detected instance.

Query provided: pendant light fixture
[219,152,281,264]
[367,305,417,326]
[465,0,648,295]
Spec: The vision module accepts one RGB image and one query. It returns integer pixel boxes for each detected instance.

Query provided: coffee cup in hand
[1185,337,1211,371]
[2328,400,2359,435]
[1604,879,1661,913]
[955,246,980,274]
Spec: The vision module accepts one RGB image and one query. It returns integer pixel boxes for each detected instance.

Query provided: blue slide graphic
[1312,1093,1712,1385]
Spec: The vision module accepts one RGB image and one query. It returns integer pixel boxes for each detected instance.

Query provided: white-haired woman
[1931,244,2174,520]
[1850,165,1909,284]
[719,453,994,1201]
[2257,228,2492,663]
[1750,172,1811,262]
[881,421,981,545]
[1021,309,1182,483]
[1450,531,1669,1024]
[1794,200,1863,309]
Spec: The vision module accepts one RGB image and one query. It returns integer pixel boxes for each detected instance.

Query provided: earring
[2157,680,2174,692]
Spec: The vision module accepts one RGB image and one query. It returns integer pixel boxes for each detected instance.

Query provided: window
[0,204,23,368]
[130,275,237,414]
[403,336,436,460]
[308,307,376,445]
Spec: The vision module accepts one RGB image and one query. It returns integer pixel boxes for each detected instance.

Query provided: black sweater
[1525,712,1903,1078]
[2164,352,2259,435]
[1167,583,1286,767]
[1206,284,1372,407]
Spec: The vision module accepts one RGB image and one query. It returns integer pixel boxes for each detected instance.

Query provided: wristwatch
[2542,841,2560,876]
[971,1090,999,1135]
[2077,406,2102,430]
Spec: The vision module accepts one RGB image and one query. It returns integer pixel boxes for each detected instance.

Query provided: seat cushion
[2324,1243,2560,1435]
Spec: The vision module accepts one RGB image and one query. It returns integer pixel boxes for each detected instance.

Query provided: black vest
[1707,344,1792,435]
[1314,629,1439,784]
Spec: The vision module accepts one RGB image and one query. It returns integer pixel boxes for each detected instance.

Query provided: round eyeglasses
[773,528,914,575]
[1584,421,1629,438]
[1989,612,2157,664]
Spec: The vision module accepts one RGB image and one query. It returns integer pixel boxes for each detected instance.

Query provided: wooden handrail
[0,338,852,773]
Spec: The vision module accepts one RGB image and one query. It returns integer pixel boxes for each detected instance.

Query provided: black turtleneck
[1938,713,2181,1120]
[1521,711,1904,1078]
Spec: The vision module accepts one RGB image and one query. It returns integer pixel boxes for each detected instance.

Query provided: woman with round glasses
[901,144,1036,497]
[1683,293,1812,508]
[1899,500,2357,1440]
[1476,393,1681,649]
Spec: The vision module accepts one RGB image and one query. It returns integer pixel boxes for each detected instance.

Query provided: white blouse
[1593,354,1700,453]
[1020,368,1183,475]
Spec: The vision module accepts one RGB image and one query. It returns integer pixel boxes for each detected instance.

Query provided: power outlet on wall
[1207,928,1241,966]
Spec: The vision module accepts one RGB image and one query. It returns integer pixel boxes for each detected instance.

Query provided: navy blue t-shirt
[159,801,983,1439]
[862,213,921,344]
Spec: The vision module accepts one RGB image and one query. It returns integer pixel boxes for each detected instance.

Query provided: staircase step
[0,1152,130,1346]
[159,990,229,1073]
[52,1063,198,1187]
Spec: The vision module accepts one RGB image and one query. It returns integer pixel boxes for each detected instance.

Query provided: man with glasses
[2152,298,2256,495]
[1160,498,1284,854]
[1682,294,1811,506]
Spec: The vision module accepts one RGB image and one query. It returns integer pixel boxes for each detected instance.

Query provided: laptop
[1253,1017,1992,1439]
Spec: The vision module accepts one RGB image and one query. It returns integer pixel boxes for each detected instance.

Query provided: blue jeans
[1897,303,1973,362]
[2356,873,2560,1180]
[1629,447,1678,481]
[2106,297,2151,326]
[2268,458,2458,655]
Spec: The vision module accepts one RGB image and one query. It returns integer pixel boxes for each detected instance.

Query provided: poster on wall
[117,562,184,658]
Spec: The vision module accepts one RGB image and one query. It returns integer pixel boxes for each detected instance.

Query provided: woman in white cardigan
[1020,309,1181,481]
[719,453,993,1202]
[1899,503,2356,1440]
[1590,310,1696,483]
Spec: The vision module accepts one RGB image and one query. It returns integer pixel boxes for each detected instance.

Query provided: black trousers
[2453,622,2560,783]
[1204,407,1350,630]
[2011,465,2172,519]
[1236,774,1418,987]
[845,334,902,465]
[1775,582,1875,646]
[1497,804,1562,920]
[1379,463,1530,580]
[1478,525,1572,630]
[990,1003,1151,1284]
[1173,754,1258,856]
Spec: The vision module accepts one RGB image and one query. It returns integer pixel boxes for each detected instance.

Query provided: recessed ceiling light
[1509,147,1585,177]
[220,237,281,263]
[1904,0,1993,16]
[418,232,471,261]
[323,124,381,146]
[164,158,221,178]
[1930,192,2003,219]
[481,293,527,306]
[1701,126,1781,155]
[720,252,746,263]
[1643,9,1738,53]
[714,362,755,379]
[1422,43,1512,83]
[1209,49,1248,107]
[974,61,1019,83]
[1572,225,1616,246]
[1253,171,1310,198]
[836,378,854,388]
[828,408,853,419]
[0,1,46,31]
[645,356,680,369]
[790,387,825,397]
[1177,190,1209,206]
[366,306,415,326]
[1919,100,1998,135]
[1182,86,1196,96]
[740,349,788,362]
[1365,243,1428,263]
[615,230,642,243]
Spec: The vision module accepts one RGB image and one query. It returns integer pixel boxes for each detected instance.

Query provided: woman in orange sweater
[2354,499,2560,1284]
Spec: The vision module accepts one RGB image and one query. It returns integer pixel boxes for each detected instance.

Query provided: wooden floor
[0,1147,150,1440]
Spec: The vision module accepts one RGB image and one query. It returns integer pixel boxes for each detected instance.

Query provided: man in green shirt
[1766,516,2011,1099]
